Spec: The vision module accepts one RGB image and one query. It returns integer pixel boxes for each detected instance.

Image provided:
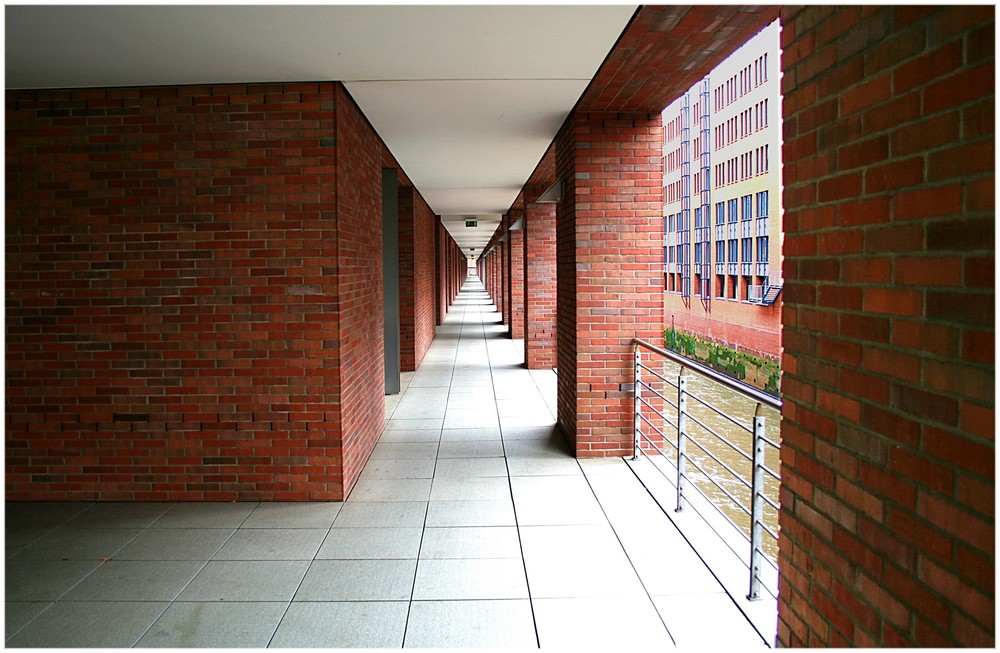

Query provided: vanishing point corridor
[5,277,764,648]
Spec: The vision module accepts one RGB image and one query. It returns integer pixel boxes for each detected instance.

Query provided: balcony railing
[631,339,781,602]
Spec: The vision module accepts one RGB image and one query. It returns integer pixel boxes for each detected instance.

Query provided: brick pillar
[508,209,525,339]
[779,6,994,647]
[524,200,557,368]
[555,111,665,456]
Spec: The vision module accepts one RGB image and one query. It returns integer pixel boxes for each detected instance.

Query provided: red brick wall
[555,111,666,456]
[508,209,525,339]
[779,6,994,646]
[397,187,437,371]
[6,83,347,501]
[334,85,387,497]
[524,201,557,369]
[666,300,781,362]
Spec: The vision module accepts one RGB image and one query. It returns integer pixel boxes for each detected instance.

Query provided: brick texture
[5,82,467,502]
[398,185,437,371]
[554,111,666,456]
[524,199,557,369]
[6,83,347,501]
[507,209,525,339]
[779,6,995,647]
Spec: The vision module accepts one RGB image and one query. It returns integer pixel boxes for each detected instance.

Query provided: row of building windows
[666,271,771,301]
[713,52,769,113]
[714,98,769,151]
[665,145,683,173]
[714,144,770,188]
[665,178,683,204]
[664,114,683,143]
[666,191,768,232]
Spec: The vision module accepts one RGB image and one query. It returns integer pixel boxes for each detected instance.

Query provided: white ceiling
[5,5,638,257]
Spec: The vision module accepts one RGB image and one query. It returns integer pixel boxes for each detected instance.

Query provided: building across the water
[663,19,782,362]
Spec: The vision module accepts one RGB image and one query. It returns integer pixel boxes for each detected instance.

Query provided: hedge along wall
[778,6,994,646]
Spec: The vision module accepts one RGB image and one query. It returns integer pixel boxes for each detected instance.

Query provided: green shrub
[664,328,781,398]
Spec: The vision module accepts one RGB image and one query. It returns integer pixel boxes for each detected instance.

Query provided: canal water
[641,356,782,560]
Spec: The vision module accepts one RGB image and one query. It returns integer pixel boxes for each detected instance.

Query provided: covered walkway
[6,277,766,648]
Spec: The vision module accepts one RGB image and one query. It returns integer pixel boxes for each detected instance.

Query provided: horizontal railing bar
[684,453,753,521]
[637,411,675,442]
[637,381,675,408]
[686,412,754,464]
[760,434,781,449]
[762,464,780,483]
[760,520,779,541]
[761,492,780,512]
[686,433,753,494]
[639,433,674,458]
[637,362,680,389]
[633,338,781,410]
[686,388,750,432]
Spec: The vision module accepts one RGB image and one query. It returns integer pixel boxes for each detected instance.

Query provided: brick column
[508,209,525,339]
[779,6,994,647]
[554,111,665,456]
[524,200,557,368]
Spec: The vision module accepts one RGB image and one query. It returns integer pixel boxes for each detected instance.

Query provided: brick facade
[507,209,525,339]
[6,81,464,501]
[778,6,994,647]
[398,185,438,371]
[524,199,557,369]
[554,111,666,456]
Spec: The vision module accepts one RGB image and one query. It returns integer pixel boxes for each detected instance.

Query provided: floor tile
[333,501,427,528]
[348,477,433,501]
[419,526,521,559]
[136,601,287,648]
[403,599,537,648]
[270,601,409,648]
[429,476,511,501]
[242,502,343,528]
[356,458,435,479]
[4,601,53,640]
[294,559,416,601]
[5,601,168,648]
[534,596,674,649]
[5,502,91,530]
[317,527,423,559]
[412,558,528,599]
[152,502,257,529]
[114,528,234,560]
[444,408,499,429]
[5,559,103,601]
[63,560,205,601]
[8,527,142,560]
[369,441,440,459]
[425,500,515,527]
[377,429,442,443]
[383,418,444,430]
[510,475,606,525]
[506,456,583,476]
[177,560,309,601]
[213,528,327,560]
[433,456,508,478]
[654,593,769,648]
[440,426,502,440]
[63,502,174,529]
[437,439,506,458]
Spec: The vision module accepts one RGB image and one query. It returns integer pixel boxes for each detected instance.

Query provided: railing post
[676,369,688,512]
[747,404,766,601]
[633,345,641,461]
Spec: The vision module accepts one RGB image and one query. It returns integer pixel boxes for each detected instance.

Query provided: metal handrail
[632,338,781,602]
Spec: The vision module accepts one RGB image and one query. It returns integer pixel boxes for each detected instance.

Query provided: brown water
[639,356,781,560]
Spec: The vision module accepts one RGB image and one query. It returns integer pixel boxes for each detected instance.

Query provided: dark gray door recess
[382,169,401,395]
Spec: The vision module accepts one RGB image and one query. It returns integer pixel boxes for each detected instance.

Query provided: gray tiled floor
[4,277,769,648]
